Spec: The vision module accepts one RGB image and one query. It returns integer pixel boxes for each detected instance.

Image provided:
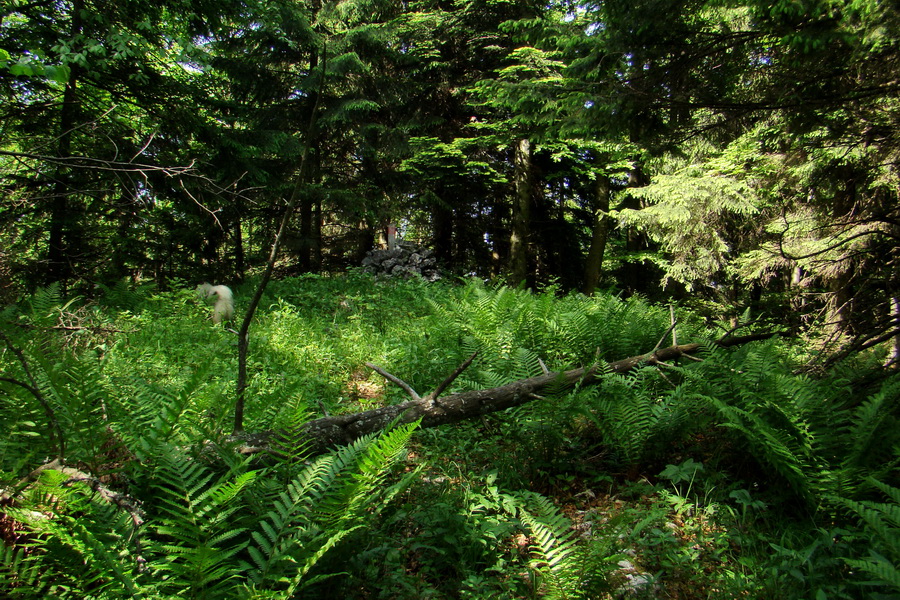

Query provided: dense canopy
[1,0,899,598]
[2,0,897,359]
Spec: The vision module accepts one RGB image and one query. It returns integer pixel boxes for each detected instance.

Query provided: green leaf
[44,64,71,83]
[9,61,36,77]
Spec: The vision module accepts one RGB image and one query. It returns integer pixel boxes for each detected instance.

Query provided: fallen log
[231,339,728,457]
[234,332,791,457]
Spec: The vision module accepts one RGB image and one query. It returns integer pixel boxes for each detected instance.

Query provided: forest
[1,0,899,597]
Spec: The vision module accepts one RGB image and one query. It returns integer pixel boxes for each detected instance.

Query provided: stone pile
[361,243,441,281]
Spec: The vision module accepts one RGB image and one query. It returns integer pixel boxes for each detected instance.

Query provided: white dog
[197,283,234,324]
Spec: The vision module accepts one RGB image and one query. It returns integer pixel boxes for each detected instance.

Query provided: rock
[361,243,441,280]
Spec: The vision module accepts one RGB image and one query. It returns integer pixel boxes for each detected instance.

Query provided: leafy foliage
[839,479,900,595]
[2,275,899,599]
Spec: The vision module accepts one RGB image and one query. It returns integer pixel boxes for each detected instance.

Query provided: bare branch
[669,305,678,346]
[0,330,64,458]
[428,351,478,404]
[653,322,678,353]
[365,362,421,401]
[537,356,550,375]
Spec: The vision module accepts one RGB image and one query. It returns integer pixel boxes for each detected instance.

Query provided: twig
[180,179,222,229]
[317,400,330,417]
[669,305,678,346]
[656,368,677,387]
[0,331,64,458]
[365,362,421,401]
[14,322,127,334]
[717,316,761,340]
[28,104,119,155]
[537,357,550,376]
[428,351,478,404]
[653,323,678,353]
[129,130,158,162]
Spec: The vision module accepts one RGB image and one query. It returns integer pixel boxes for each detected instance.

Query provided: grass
[1,273,898,599]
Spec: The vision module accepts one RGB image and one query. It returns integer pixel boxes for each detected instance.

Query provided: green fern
[32,353,113,470]
[431,281,674,393]
[151,451,256,599]
[242,421,419,596]
[508,492,585,599]
[841,479,900,594]
[2,422,418,599]
[837,381,900,486]
[21,283,67,327]
[704,394,814,501]
[113,368,211,464]
[3,469,149,599]
[0,541,49,598]
[578,366,705,467]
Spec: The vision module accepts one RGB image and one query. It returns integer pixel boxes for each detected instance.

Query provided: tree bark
[582,174,612,296]
[509,138,532,287]
[46,0,84,286]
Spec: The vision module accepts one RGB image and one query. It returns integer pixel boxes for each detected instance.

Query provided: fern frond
[704,395,813,501]
[838,385,900,482]
[836,479,900,594]
[510,492,584,599]
[845,553,900,591]
[245,422,417,592]
[115,368,210,463]
[0,541,48,598]
[150,451,256,598]
[4,470,150,599]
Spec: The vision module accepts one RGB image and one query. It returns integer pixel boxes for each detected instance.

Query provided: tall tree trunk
[509,138,532,287]
[234,45,326,434]
[432,195,453,269]
[297,52,320,274]
[233,214,245,281]
[887,296,900,368]
[46,0,84,286]
[827,177,858,337]
[298,191,313,272]
[582,174,611,296]
[313,198,322,272]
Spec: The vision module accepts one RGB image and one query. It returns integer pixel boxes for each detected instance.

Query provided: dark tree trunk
[582,175,612,296]
[432,196,453,269]
[298,192,314,272]
[313,198,322,272]
[46,0,84,286]
[509,138,532,287]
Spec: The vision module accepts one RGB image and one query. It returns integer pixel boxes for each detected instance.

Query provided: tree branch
[231,341,722,458]
[0,330,64,458]
[427,351,478,404]
[365,362,421,401]
[234,42,328,433]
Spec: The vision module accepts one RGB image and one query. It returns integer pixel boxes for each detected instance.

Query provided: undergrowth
[0,274,898,598]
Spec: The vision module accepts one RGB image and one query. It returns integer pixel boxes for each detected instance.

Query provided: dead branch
[426,351,478,404]
[3,459,144,527]
[365,362,421,401]
[229,333,790,459]
[232,341,707,458]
